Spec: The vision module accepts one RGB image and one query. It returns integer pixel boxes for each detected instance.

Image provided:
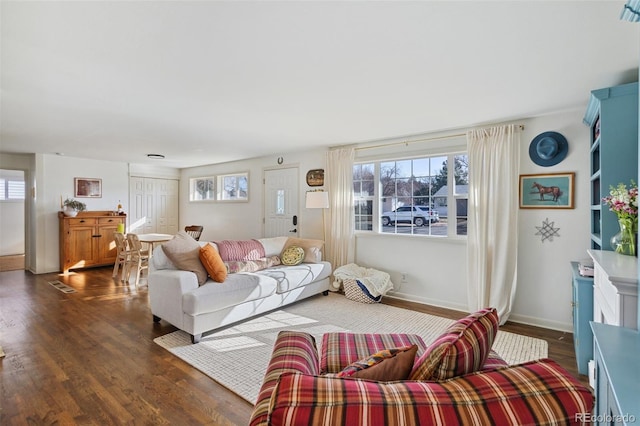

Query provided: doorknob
[289,228,297,233]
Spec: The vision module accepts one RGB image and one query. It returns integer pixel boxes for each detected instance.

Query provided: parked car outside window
[381,206,439,227]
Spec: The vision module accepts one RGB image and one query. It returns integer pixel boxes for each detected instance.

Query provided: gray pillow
[161,231,208,285]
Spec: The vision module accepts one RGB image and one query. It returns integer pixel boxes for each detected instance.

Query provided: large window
[353,153,468,237]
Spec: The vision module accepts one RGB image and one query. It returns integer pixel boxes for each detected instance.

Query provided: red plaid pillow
[410,307,499,380]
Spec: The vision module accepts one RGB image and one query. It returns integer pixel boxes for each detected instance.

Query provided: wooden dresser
[59,211,126,273]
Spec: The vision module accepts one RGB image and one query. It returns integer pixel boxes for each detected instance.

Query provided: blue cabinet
[591,322,640,425]
[570,262,594,375]
[584,82,639,250]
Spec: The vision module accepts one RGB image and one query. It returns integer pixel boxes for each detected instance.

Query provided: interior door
[156,179,179,235]
[129,177,148,233]
[264,167,299,238]
[129,177,179,234]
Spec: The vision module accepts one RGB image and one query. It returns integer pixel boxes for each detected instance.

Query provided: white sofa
[148,236,332,343]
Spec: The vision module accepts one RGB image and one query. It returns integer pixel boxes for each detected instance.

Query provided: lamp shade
[306,191,329,209]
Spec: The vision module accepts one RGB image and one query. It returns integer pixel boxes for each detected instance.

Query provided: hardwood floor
[0,267,587,425]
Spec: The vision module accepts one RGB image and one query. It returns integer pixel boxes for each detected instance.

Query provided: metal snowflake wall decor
[535,218,560,242]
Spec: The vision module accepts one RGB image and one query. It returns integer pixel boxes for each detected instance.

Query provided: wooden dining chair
[112,232,130,282]
[126,233,150,288]
[185,225,204,241]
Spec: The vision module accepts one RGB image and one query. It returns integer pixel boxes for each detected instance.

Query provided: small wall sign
[306,169,324,187]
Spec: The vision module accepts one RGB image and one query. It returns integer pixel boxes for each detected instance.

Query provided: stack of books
[578,259,594,277]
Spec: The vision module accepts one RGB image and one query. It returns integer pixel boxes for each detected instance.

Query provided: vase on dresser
[610,218,637,256]
[62,206,79,217]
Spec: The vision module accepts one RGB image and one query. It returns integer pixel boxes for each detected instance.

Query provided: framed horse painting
[519,172,575,209]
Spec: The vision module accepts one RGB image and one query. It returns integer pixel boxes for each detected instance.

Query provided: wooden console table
[59,211,126,273]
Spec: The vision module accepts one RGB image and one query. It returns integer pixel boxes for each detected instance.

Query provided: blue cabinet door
[570,262,594,375]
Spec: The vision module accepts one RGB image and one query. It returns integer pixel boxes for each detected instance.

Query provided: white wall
[512,110,591,330]
[355,110,590,331]
[180,149,328,242]
[34,154,131,273]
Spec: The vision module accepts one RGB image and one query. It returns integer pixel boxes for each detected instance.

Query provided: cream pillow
[161,231,208,285]
[282,238,324,263]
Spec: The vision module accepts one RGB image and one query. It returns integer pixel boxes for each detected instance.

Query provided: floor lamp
[305,191,329,240]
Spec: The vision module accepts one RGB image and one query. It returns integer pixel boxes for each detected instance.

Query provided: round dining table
[136,233,174,253]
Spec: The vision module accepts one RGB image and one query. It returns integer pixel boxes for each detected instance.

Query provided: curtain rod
[355,124,525,152]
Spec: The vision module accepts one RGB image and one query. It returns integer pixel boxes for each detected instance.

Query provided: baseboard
[507,313,572,333]
[0,254,25,272]
[386,292,573,333]
[385,292,468,313]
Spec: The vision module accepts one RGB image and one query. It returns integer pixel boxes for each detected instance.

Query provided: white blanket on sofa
[333,263,393,298]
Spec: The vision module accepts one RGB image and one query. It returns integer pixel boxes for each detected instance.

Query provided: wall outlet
[401,272,408,283]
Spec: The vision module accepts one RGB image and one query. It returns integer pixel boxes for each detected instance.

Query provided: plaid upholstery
[410,307,499,380]
[484,348,509,369]
[320,332,428,374]
[250,330,590,426]
[268,359,594,426]
[249,331,319,426]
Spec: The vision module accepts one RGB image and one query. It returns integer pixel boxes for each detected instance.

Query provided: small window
[189,176,215,201]
[217,172,249,202]
[0,178,25,201]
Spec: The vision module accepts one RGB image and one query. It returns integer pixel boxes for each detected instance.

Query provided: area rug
[154,293,548,404]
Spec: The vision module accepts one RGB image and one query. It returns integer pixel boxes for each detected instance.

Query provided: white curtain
[467,125,520,324]
[325,147,355,288]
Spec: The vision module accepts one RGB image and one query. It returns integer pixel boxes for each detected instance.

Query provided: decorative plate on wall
[306,169,324,187]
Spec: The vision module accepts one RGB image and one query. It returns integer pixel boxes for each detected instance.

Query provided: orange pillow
[199,244,227,283]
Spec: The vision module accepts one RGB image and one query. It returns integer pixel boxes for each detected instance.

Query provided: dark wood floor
[0,267,587,425]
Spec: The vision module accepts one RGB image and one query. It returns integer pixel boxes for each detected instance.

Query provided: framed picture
[306,169,324,187]
[189,176,215,201]
[519,172,575,209]
[74,178,102,198]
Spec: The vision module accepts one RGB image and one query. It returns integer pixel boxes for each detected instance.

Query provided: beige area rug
[154,293,548,404]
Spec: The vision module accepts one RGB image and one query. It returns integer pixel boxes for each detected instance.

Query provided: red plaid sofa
[249,330,594,426]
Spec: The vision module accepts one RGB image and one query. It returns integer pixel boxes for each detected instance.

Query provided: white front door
[264,167,299,238]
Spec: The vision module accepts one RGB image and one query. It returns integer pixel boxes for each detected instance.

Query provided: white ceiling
[1,1,638,169]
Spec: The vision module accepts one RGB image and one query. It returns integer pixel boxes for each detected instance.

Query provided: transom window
[353,153,468,237]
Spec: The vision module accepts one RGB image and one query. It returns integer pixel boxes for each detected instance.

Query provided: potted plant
[63,198,87,217]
